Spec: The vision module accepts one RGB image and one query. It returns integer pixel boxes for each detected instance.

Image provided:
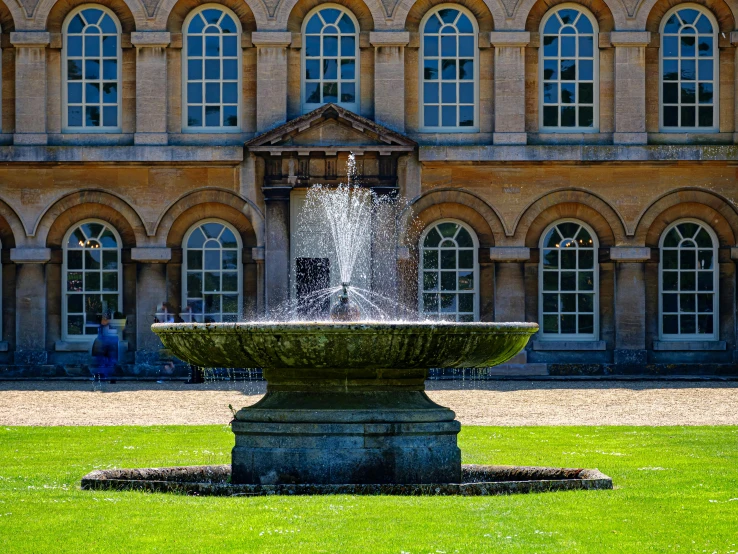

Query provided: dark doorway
[296,257,331,318]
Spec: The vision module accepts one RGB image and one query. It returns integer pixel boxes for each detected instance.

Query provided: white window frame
[419,4,479,133]
[62,219,123,342]
[658,4,719,132]
[301,4,360,114]
[418,219,480,321]
[182,4,243,133]
[658,219,719,341]
[538,4,599,133]
[182,219,243,322]
[61,5,122,133]
[538,219,599,341]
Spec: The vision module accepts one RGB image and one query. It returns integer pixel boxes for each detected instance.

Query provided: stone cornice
[489,31,530,48]
[369,32,410,47]
[131,32,171,48]
[251,32,293,48]
[10,31,50,47]
[0,146,243,164]
[608,31,651,47]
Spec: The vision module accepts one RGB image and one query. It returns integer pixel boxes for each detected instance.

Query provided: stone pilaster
[490,247,530,362]
[370,32,409,133]
[11,32,50,145]
[611,247,650,364]
[10,248,50,364]
[253,32,292,133]
[251,246,265,317]
[131,32,171,145]
[132,248,171,365]
[731,32,738,143]
[263,186,292,315]
[489,32,530,145]
[610,32,650,145]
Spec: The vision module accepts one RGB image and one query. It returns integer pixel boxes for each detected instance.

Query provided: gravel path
[1,380,736,426]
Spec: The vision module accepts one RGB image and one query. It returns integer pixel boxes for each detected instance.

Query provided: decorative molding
[489,32,530,48]
[10,247,51,264]
[251,246,265,261]
[10,32,50,47]
[609,247,651,262]
[489,247,530,262]
[608,32,651,48]
[251,32,293,48]
[131,32,172,48]
[369,32,410,48]
[130,247,172,263]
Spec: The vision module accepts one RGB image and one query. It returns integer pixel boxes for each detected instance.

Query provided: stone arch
[514,189,627,246]
[35,191,147,248]
[160,0,258,32]
[0,1,18,32]
[639,0,736,31]
[523,0,616,32]
[42,0,141,33]
[283,0,376,32]
[155,188,264,247]
[402,188,505,247]
[398,0,496,32]
[0,197,25,248]
[635,188,738,247]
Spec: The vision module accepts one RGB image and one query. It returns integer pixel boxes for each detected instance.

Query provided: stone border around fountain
[81,464,612,496]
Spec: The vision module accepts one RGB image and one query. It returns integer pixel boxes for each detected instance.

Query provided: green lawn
[0,426,736,553]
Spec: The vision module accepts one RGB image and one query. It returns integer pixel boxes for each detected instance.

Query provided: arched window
[183,220,242,322]
[660,5,718,131]
[419,220,478,321]
[539,5,598,131]
[659,220,718,339]
[183,6,241,130]
[302,5,359,113]
[63,6,121,131]
[539,220,598,339]
[62,221,122,339]
[420,6,478,131]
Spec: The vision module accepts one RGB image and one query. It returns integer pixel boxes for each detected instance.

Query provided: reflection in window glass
[661,7,717,130]
[183,221,242,322]
[660,221,717,338]
[64,221,121,338]
[302,6,359,112]
[185,7,240,129]
[421,7,477,130]
[64,7,120,130]
[420,221,478,321]
[540,7,597,130]
[539,221,598,338]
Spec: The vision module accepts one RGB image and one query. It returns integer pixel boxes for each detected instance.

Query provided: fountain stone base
[232,380,460,485]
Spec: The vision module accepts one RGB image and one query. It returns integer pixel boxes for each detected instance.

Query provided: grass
[0,426,736,553]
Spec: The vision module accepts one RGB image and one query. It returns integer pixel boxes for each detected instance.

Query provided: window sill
[55,340,92,352]
[653,340,726,351]
[531,340,606,351]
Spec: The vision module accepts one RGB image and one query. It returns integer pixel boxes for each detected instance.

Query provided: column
[253,32,292,133]
[131,248,171,366]
[489,32,530,145]
[611,247,650,364]
[251,246,265,317]
[263,186,292,314]
[490,247,530,363]
[611,32,650,145]
[11,32,50,145]
[370,32,409,132]
[11,248,51,364]
[131,32,171,145]
[731,32,738,143]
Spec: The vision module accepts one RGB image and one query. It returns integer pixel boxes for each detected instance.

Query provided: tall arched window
[539,6,598,131]
[63,221,122,339]
[419,220,478,321]
[184,6,241,130]
[420,6,477,131]
[63,6,121,131]
[302,5,359,113]
[183,220,242,322]
[660,5,718,131]
[659,220,718,339]
[539,220,598,339]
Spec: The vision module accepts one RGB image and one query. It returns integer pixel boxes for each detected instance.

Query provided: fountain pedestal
[232,370,460,485]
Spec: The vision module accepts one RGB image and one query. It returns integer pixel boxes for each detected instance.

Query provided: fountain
[81,155,612,495]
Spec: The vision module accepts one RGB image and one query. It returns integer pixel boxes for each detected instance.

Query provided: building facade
[0,0,737,377]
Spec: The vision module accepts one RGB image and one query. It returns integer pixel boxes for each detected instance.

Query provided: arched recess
[155,188,264,247]
[0,198,25,248]
[41,0,141,32]
[0,1,17,32]
[514,189,626,246]
[283,0,376,31]
[402,188,505,247]
[524,0,615,30]
[641,0,735,31]
[35,191,146,248]
[402,0,495,32]
[163,0,257,32]
[636,189,738,247]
